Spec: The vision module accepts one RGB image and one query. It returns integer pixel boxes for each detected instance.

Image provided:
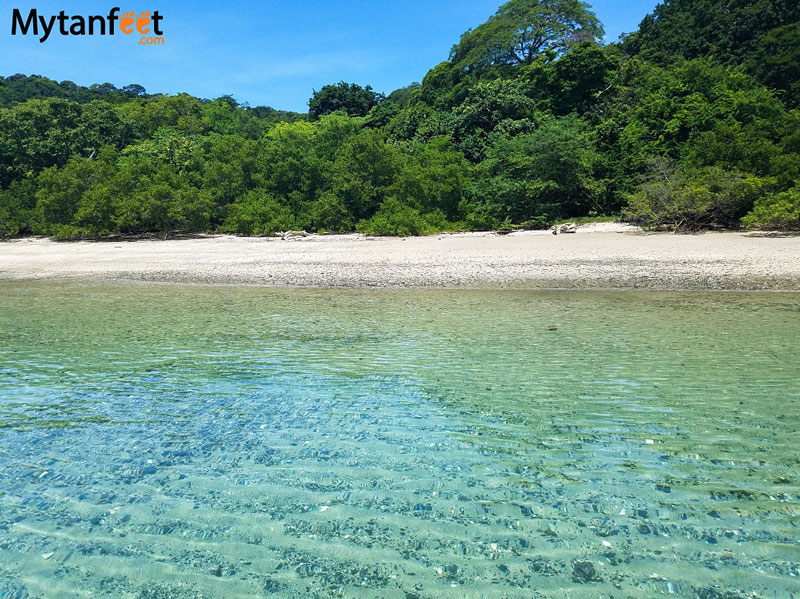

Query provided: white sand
[1,225,799,290]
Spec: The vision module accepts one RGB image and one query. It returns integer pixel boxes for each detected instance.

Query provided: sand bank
[1,224,798,290]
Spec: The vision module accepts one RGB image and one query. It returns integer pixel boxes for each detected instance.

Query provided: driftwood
[550,223,577,235]
[279,230,311,240]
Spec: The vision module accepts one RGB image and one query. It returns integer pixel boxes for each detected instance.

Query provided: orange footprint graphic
[120,11,135,34]
[136,11,152,35]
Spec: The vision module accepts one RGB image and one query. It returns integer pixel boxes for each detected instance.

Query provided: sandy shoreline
[1,224,799,290]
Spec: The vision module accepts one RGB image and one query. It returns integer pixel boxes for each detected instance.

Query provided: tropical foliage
[1,0,798,238]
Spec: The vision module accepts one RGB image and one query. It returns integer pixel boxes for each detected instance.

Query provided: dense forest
[1,0,799,238]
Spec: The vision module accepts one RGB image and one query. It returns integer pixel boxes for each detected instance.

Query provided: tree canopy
[449,0,604,73]
[308,82,383,120]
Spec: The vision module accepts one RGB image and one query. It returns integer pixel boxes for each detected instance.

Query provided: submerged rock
[572,560,602,583]
[696,586,746,599]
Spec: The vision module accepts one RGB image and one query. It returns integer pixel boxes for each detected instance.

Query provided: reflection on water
[0,283,798,598]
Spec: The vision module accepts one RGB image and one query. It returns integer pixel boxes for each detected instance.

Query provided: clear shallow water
[0,283,798,599]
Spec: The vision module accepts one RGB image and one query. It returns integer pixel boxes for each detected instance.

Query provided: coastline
[1,224,799,291]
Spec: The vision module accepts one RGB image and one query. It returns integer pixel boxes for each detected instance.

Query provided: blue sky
[2,1,659,112]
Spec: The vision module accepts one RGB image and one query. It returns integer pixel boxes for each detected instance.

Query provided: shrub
[742,186,800,229]
[356,197,438,236]
[624,158,769,230]
[309,191,353,233]
[222,191,296,235]
[459,199,503,231]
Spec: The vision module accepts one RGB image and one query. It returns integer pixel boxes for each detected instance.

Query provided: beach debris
[550,222,577,235]
[280,230,311,240]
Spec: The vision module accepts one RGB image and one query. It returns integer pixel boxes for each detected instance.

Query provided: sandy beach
[1,224,798,290]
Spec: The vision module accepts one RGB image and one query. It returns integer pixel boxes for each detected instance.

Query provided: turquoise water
[0,283,798,598]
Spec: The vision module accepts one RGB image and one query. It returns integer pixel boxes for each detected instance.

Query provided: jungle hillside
[1,0,799,238]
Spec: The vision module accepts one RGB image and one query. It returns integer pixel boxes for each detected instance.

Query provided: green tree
[622,0,800,68]
[116,94,209,139]
[328,129,401,222]
[260,120,327,217]
[416,62,471,109]
[71,147,121,236]
[474,114,602,223]
[527,41,619,115]
[110,155,212,236]
[0,177,36,237]
[33,156,97,236]
[449,0,604,73]
[450,79,540,161]
[391,137,472,219]
[385,83,421,108]
[201,134,262,224]
[364,101,400,129]
[309,191,353,232]
[596,57,792,204]
[357,197,436,236]
[122,127,205,176]
[222,190,296,235]
[0,98,83,185]
[308,82,383,120]
[746,23,800,108]
[313,113,362,161]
